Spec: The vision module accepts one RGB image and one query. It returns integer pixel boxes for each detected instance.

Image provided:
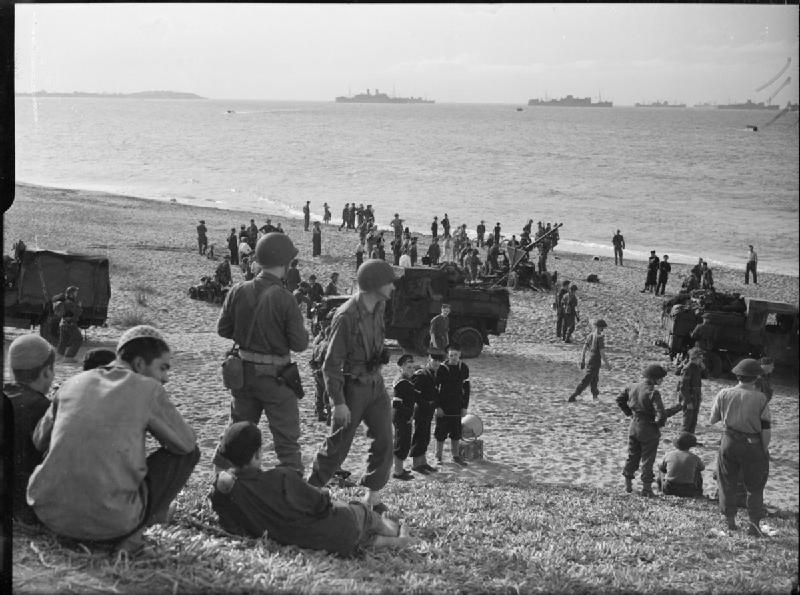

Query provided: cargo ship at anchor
[635,100,686,108]
[335,88,434,104]
[527,94,613,107]
[717,100,779,111]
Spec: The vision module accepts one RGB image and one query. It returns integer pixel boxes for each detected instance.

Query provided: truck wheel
[705,353,723,378]
[412,328,430,355]
[452,327,483,359]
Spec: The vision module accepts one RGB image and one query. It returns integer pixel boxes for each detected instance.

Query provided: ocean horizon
[14,97,799,276]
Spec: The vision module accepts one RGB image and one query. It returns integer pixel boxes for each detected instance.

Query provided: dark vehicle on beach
[311,264,510,358]
[662,291,798,377]
[4,249,111,343]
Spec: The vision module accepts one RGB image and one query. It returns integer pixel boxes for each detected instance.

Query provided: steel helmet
[731,358,763,377]
[461,413,484,440]
[255,233,298,267]
[356,259,401,292]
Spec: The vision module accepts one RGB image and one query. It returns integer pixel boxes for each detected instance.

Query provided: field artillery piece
[492,223,562,291]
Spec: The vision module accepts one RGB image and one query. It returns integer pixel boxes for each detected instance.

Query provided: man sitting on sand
[656,432,705,497]
[211,422,412,556]
[27,325,199,553]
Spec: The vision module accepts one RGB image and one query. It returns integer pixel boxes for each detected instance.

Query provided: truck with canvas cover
[4,249,111,344]
[311,263,510,358]
[662,290,798,377]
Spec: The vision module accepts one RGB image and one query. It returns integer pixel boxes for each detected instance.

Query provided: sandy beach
[4,182,798,516]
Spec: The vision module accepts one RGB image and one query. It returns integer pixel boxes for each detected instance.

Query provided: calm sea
[13,97,800,275]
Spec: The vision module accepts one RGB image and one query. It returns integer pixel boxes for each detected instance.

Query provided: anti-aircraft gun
[494,223,562,291]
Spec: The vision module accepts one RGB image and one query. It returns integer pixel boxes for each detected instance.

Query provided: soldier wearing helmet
[709,358,771,537]
[568,318,611,402]
[215,232,309,475]
[559,284,580,343]
[308,259,403,513]
[616,363,667,498]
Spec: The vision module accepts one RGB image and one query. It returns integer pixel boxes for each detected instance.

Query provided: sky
[13,3,800,105]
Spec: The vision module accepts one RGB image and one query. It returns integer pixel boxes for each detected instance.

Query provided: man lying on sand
[210,422,413,556]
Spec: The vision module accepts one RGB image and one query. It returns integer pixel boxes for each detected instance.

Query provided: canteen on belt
[461,413,484,440]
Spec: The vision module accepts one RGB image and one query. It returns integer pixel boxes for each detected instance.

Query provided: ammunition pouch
[221,347,244,390]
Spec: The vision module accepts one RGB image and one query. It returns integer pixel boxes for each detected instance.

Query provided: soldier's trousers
[614,246,623,265]
[308,375,393,492]
[555,311,564,337]
[561,314,576,341]
[682,403,700,434]
[573,364,600,398]
[392,406,414,461]
[717,430,769,522]
[215,362,303,474]
[409,401,435,459]
[57,322,82,358]
[313,371,329,417]
[623,420,660,484]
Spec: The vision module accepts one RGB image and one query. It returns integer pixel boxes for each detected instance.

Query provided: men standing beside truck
[410,350,443,474]
[215,233,309,475]
[53,286,83,362]
[307,259,401,514]
[429,304,451,353]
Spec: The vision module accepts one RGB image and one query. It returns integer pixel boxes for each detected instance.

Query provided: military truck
[4,249,111,344]
[311,263,510,358]
[662,291,798,377]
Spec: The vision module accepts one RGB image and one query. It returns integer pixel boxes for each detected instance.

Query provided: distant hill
[15,90,206,99]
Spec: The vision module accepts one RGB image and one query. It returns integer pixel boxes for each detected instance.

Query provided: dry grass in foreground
[12,474,799,594]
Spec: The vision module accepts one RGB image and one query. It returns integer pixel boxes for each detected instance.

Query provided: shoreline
[12,181,800,279]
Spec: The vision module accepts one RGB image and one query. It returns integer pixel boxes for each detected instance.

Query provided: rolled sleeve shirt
[709,384,771,434]
[218,273,308,355]
[27,363,196,541]
[323,294,385,406]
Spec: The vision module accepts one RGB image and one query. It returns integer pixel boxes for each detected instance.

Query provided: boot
[726,516,737,531]
[624,477,633,493]
[641,483,655,498]
[746,519,763,537]
[435,441,444,463]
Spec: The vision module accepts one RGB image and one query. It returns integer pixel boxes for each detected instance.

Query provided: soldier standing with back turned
[215,233,309,475]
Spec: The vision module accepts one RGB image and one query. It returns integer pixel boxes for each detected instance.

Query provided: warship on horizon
[527,94,613,107]
[335,88,434,104]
